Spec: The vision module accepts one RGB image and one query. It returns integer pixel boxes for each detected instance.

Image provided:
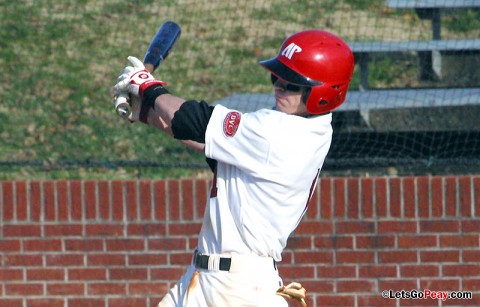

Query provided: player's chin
[274,100,286,112]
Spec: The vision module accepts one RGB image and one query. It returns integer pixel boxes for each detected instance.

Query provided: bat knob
[114,94,131,118]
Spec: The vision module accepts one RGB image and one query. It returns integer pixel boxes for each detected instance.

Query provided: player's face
[272,76,308,115]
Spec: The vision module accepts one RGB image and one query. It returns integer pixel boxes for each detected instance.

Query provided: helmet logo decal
[281,42,302,60]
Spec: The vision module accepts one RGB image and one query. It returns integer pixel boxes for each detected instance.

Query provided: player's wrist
[139,80,167,97]
[142,83,170,110]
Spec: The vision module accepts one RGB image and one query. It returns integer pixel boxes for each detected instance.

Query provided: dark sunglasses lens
[285,84,301,92]
[271,74,302,92]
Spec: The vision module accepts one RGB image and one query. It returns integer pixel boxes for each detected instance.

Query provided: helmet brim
[259,57,321,87]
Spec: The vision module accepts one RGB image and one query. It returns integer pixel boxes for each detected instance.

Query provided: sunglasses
[270,74,303,93]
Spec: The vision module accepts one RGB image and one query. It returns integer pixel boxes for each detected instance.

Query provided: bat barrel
[143,21,181,72]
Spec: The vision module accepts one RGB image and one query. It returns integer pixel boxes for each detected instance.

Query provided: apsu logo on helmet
[281,43,302,60]
[223,111,241,137]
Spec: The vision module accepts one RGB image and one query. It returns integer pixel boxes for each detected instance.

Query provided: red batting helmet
[259,30,354,114]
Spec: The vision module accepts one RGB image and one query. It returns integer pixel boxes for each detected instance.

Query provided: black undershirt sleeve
[171,100,217,171]
[171,100,214,143]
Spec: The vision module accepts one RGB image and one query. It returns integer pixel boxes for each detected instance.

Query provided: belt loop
[193,249,199,265]
[208,255,221,271]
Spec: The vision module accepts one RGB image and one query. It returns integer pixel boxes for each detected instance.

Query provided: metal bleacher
[214,88,480,112]
[351,39,480,90]
[346,0,480,132]
[213,89,480,133]
[353,0,480,89]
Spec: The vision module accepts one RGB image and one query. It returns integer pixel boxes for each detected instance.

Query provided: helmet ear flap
[305,85,339,114]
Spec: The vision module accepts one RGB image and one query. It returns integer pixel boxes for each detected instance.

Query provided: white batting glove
[114,56,166,98]
[114,92,144,123]
[113,56,167,123]
[114,64,141,122]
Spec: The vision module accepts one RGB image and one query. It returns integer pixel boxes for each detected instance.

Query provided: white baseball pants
[157,253,289,307]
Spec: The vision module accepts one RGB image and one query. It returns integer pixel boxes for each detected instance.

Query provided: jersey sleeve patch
[223,111,241,137]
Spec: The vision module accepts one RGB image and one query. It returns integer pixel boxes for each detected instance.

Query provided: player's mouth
[274,94,286,104]
[274,95,290,111]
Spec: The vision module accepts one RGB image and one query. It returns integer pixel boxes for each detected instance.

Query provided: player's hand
[113,56,166,122]
[113,63,139,122]
[276,282,307,307]
[114,56,166,98]
[113,92,144,123]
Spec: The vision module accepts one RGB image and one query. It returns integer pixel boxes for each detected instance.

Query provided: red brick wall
[1,176,479,307]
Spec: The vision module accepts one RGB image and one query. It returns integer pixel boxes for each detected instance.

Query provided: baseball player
[114,29,354,306]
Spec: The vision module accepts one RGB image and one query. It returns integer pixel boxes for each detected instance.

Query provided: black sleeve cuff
[142,85,170,110]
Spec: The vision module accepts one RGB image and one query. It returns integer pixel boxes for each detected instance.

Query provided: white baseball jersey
[199,105,333,261]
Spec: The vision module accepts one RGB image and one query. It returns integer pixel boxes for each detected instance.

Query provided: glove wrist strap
[140,83,170,124]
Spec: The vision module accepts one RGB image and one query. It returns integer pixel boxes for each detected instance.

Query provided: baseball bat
[143,21,181,73]
[115,21,182,118]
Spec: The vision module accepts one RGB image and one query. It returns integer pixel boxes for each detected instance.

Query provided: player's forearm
[147,94,206,152]
[144,93,183,133]
[181,140,205,152]
[153,93,185,127]
[147,94,184,135]
[146,110,172,135]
